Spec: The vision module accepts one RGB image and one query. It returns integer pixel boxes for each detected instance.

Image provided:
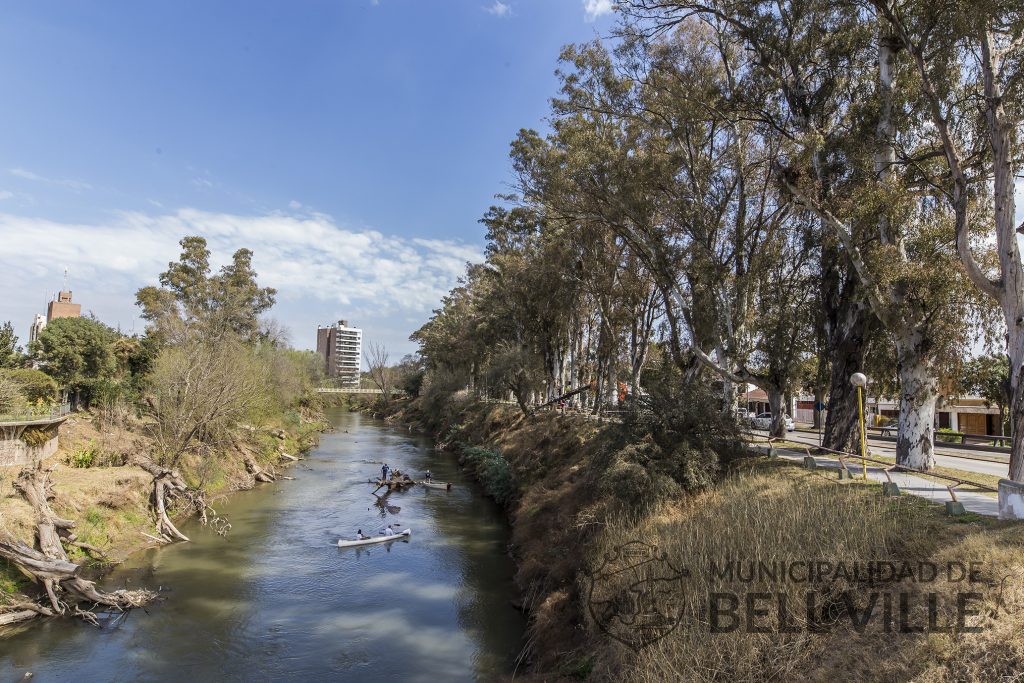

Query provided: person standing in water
[425,470,432,483]
[381,463,389,481]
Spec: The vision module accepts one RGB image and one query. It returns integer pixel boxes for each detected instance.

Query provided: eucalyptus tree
[776,8,987,469]
[622,0,879,453]
[518,27,812,436]
[136,236,277,346]
[866,0,1024,480]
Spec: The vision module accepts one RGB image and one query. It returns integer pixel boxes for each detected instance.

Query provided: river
[0,410,526,682]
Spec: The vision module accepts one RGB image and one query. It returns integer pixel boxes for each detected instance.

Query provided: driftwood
[244,455,275,483]
[371,477,415,493]
[130,455,229,542]
[0,466,156,623]
[131,456,192,542]
[279,453,298,462]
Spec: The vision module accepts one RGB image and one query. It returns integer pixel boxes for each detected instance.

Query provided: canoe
[420,481,452,490]
[337,529,411,547]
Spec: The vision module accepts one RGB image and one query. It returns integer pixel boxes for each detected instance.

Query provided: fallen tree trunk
[0,610,40,626]
[0,466,156,621]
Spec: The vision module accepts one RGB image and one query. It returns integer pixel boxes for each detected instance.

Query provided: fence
[0,403,71,424]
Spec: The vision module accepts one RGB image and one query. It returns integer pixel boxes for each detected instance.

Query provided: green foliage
[32,316,119,404]
[460,446,516,506]
[70,441,101,468]
[960,354,1010,434]
[1,368,58,403]
[0,375,26,416]
[395,353,426,397]
[936,427,961,444]
[136,236,276,344]
[0,321,23,369]
[610,356,741,500]
[0,560,27,595]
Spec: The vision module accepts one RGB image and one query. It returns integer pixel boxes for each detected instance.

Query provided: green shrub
[460,446,516,506]
[599,439,686,514]
[937,427,962,443]
[69,441,100,468]
[612,355,737,495]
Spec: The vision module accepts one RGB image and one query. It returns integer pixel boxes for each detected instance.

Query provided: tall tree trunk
[1009,343,1024,481]
[768,388,786,438]
[894,331,937,470]
[823,292,872,454]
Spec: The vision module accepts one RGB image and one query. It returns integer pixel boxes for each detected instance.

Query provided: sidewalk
[769,446,999,517]
[780,428,1010,479]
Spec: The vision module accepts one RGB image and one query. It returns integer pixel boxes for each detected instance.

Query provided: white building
[28,314,45,345]
[316,319,362,385]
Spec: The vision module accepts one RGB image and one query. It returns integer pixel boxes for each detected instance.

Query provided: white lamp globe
[850,372,867,388]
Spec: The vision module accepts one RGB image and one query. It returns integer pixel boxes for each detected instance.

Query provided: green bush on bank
[460,446,515,506]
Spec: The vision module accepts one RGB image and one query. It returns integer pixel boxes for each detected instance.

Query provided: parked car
[753,412,795,431]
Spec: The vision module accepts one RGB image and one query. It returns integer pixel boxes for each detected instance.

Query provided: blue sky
[0,0,615,359]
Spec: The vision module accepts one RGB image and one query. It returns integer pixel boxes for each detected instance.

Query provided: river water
[0,410,526,682]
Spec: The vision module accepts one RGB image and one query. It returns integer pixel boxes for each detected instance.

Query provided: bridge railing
[0,403,71,424]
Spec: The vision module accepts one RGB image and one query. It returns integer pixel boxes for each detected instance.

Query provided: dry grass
[581,459,1024,683]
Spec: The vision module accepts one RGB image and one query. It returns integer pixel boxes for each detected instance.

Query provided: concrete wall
[0,435,58,467]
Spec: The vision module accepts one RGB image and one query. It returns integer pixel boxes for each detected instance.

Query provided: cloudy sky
[0,0,615,360]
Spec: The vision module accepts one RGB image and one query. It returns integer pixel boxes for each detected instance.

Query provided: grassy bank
[398,396,1024,682]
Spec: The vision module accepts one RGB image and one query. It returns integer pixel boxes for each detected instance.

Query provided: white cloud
[486,1,511,17]
[582,0,613,21]
[0,191,12,201]
[0,207,482,353]
[288,199,303,209]
[10,167,92,192]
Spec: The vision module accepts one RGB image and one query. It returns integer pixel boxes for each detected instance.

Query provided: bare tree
[143,338,269,541]
[365,341,393,403]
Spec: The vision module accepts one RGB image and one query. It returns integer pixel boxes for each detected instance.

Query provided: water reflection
[0,410,525,682]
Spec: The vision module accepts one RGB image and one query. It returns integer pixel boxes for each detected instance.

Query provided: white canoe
[337,529,411,547]
[420,481,453,490]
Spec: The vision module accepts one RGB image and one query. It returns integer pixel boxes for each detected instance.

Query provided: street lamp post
[851,372,868,481]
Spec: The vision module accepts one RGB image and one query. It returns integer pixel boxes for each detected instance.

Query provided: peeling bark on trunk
[894,332,937,470]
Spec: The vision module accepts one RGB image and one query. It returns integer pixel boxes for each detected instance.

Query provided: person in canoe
[383,525,395,536]
[425,470,432,483]
[355,529,366,540]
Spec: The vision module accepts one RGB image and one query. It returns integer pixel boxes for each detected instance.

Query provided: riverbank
[0,409,525,681]
[397,395,1024,682]
[0,405,329,622]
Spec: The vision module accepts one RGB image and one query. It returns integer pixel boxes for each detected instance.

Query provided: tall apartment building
[46,290,81,323]
[316,320,362,385]
[28,314,46,344]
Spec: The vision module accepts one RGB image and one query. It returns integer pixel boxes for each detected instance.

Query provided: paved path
[771,429,1010,480]
[769,447,999,517]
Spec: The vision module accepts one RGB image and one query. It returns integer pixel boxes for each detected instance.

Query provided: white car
[753,412,794,431]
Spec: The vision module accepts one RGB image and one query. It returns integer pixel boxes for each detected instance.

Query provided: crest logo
[584,540,689,650]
